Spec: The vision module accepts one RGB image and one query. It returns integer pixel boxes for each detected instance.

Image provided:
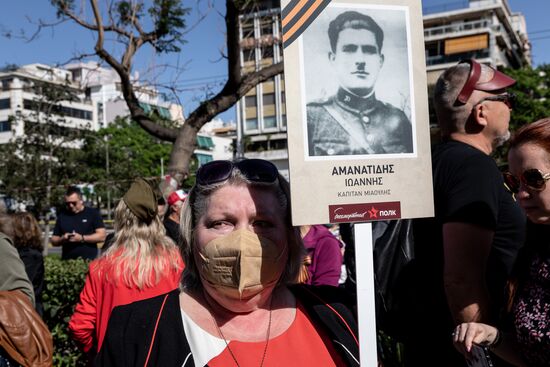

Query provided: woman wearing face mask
[453,118,550,367]
[97,159,359,367]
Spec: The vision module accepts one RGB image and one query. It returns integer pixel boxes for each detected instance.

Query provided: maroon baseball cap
[456,59,516,104]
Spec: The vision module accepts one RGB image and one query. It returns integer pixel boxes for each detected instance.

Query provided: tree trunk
[167,122,200,182]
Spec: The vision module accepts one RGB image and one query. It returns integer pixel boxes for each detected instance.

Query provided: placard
[282,0,434,225]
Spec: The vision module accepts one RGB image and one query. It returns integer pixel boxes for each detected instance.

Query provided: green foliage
[504,64,550,130]
[0,81,90,216]
[42,256,89,366]
[116,1,144,26]
[148,0,190,53]
[493,64,550,164]
[80,116,173,202]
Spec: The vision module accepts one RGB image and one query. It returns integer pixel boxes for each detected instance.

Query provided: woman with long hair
[69,178,184,356]
[453,118,550,367]
[10,212,45,315]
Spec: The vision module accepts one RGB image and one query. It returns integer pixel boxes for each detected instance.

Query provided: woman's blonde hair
[179,169,304,290]
[98,199,181,289]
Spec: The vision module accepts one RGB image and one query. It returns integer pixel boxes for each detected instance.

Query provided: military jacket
[307,88,413,156]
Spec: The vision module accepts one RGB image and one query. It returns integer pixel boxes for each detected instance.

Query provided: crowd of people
[0,57,549,367]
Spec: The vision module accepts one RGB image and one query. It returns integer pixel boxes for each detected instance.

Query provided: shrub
[43,256,89,366]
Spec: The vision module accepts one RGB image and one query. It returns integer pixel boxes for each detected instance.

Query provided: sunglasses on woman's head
[503,169,550,194]
[196,159,279,186]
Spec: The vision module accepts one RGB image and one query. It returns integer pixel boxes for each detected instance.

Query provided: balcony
[426,49,491,66]
[424,19,491,39]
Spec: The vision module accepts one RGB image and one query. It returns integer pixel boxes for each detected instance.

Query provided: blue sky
[1,1,549,123]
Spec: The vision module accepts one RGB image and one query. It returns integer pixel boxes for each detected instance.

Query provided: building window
[245,118,258,131]
[263,116,277,129]
[197,135,214,150]
[242,20,255,38]
[23,99,92,121]
[0,120,11,132]
[261,46,274,59]
[245,95,257,107]
[195,153,213,166]
[281,91,285,104]
[260,19,273,36]
[0,98,10,110]
[243,48,255,63]
[281,114,287,127]
[263,93,275,106]
[1,79,12,91]
[72,69,81,82]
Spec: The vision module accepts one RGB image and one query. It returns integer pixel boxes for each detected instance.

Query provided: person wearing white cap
[164,190,187,245]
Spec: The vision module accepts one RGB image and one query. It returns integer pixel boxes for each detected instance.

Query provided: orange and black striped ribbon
[282,0,332,49]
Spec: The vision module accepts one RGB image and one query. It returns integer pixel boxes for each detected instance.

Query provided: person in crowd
[97,159,359,366]
[453,118,550,367]
[0,213,43,366]
[299,224,342,286]
[157,195,168,221]
[0,214,35,306]
[10,212,45,316]
[163,189,187,245]
[409,59,526,366]
[68,178,184,358]
[51,186,106,260]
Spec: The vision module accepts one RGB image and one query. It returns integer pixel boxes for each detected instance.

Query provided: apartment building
[236,0,288,177]
[423,0,531,126]
[424,0,530,83]
[0,63,96,144]
[65,61,184,128]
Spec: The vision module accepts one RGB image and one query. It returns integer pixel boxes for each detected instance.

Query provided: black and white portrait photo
[302,4,415,158]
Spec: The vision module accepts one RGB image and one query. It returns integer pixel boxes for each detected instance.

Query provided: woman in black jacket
[11,212,45,316]
[98,159,360,367]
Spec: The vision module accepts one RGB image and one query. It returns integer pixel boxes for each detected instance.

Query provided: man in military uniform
[307,11,413,156]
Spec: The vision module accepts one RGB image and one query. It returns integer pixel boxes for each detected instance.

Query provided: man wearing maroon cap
[163,190,187,246]
[405,60,526,366]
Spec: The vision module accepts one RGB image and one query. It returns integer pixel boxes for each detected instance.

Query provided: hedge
[43,256,89,366]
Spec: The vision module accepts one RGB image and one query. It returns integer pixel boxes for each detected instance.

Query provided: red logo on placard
[329,202,401,223]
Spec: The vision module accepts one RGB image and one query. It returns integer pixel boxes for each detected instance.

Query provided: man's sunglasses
[66,201,79,206]
[503,169,550,194]
[474,93,516,110]
[196,159,278,186]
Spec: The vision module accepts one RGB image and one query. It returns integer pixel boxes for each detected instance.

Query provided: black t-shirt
[53,206,105,260]
[163,217,181,247]
[408,141,525,362]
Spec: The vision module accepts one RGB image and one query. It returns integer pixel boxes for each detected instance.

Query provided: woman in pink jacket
[69,178,184,357]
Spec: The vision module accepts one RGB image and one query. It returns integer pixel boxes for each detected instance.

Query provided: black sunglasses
[66,201,79,206]
[503,169,550,194]
[196,159,279,186]
[474,93,516,110]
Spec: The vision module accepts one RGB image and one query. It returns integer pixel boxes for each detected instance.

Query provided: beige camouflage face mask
[196,229,287,299]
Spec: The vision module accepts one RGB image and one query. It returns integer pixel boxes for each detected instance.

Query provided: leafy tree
[492,64,550,164]
[79,116,179,206]
[49,0,283,185]
[0,80,89,217]
[504,64,550,130]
